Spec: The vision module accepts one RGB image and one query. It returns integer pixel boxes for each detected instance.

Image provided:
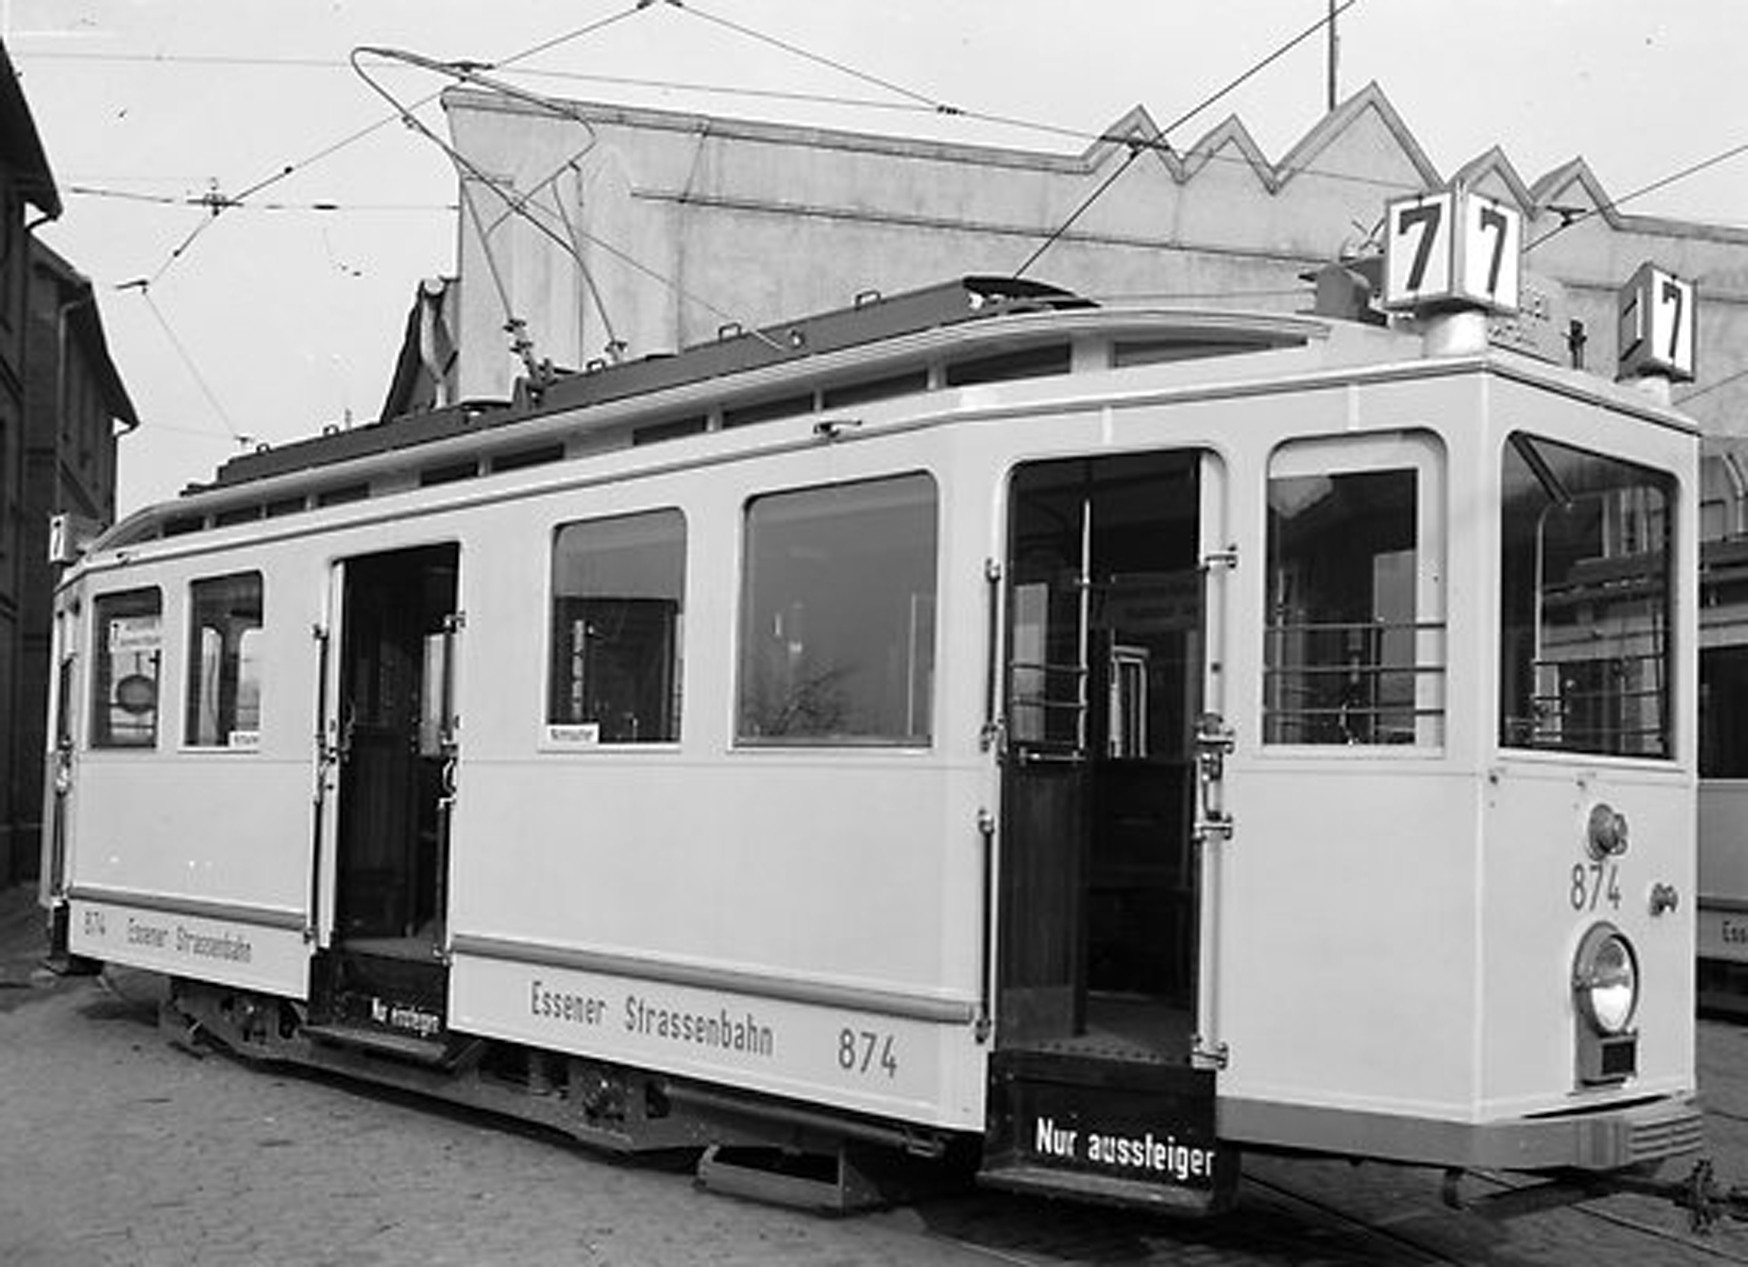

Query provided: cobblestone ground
[7,883,1748,1266]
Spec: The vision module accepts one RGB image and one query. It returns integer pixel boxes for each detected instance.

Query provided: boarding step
[978,1049,1236,1215]
[308,947,450,1049]
[695,1144,888,1213]
[301,1021,467,1067]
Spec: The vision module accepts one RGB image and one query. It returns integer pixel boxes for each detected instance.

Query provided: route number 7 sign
[1382,188,1522,314]
[1617,262,1696,382]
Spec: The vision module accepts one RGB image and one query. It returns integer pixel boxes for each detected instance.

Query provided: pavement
[0,881,57,1002]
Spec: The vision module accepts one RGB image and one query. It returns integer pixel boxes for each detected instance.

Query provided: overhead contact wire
[1014,0,1359,277]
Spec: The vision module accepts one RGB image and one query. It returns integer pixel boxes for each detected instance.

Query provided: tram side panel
[441,453,991,1132]
[1480,765,1694,1110]
[1475,378,1698,1116]
[448,762,985,1129]
[1696,546,1748,981]
[1217,766,1480,1124]
[1212,369,1697,1162]
[64,544,322,998]
[1699,782,1748,966]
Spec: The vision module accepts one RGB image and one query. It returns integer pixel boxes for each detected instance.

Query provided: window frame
[90,586,165,751]
[543,506,687,750]
[1497,432,1675,761]
[735,471,940,749]
[1262,430,1448,751]
[182,570,265,751]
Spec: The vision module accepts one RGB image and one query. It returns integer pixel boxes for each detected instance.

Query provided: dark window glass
[420,460,478,486]
[548,510,685,743]
[490,444,564,473]
[1266,462,1442,745]
[1112,337,1297,367]
[1499,434,1673,757]
[1702,644,1748,777]
[632,415,708,446]
[213,505,262,528]
[738,474,937,744]
[92,588,162,748]
[821,369,929,409]
[316,484,370,507]
[945,344,1070,387]
[185,572,264,748]
[722,393,814,429]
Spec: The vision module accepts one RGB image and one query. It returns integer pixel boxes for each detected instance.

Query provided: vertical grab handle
[981,558,1003,753]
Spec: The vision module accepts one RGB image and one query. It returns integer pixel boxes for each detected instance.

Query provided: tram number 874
[1571,862,1623,913]
[838,1027,899,1078]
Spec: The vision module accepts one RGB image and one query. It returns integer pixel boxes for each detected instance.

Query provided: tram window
[1111,336,1294,367]
[316,484,369,508]
[91,588,163,749]
[1702,645,1748,777]
[821,369,929,409]
[548,509,684,744]
[945,344,1070,387]
[185,572,264,749]
[491,444,564,473]
[1265,435,1446,746]
[420,459,478,486]
[213,504,261,528]
[1500,434,1673,758]
[738,473,937,745]
[723,393,815,430]
[632,415,708,446]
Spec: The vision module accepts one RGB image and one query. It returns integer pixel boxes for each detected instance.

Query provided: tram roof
[90,272,1696,559]
[208,276,1098,491]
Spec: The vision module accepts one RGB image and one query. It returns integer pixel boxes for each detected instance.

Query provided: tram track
[1463,1168,1748,1266]
[883,1155,1748,1266]
[1237,1170,1473,1265]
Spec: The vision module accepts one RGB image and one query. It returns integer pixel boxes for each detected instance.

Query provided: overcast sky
[11,0,1747,513]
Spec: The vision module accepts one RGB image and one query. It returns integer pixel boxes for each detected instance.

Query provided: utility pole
[1327,0,1340,112]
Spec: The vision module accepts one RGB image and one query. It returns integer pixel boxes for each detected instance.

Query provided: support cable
[349,46,785,369]
[118,279,250,446]
[141,4,647,283]
[1526,138,1748,252]
[1013,0,1357,277]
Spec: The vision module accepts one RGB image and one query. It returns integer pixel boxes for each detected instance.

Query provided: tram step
[979,1050,1235,1214]
[302,1022,453,1066]
[694,1145,885,1213]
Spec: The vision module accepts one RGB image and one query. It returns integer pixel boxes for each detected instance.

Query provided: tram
[41,261,1701,1212]
[1698,486,1748,1008]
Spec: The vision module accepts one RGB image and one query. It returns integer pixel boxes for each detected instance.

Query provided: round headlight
[1573,923,1639,1036]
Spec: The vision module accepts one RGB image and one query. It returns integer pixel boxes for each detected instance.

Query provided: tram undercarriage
[163,973,970,1212]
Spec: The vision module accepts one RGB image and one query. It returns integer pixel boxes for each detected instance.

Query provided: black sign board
[981,1050,1235,1213]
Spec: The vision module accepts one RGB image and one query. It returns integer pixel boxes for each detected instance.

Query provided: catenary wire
[1013,0,1358,277]
[50,3,1748,447]
[24,23,1747,225]
[67,184,454,213]
[348,47,782,361]
[1526,137,1748,252]
[132,3,648,284]
[121,282,250,446]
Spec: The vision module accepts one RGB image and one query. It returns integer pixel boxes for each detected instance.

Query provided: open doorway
[998,451,1204,1062]
[331,543,460,960]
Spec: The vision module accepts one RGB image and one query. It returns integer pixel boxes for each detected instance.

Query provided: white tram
[42,274,1701,1211]
[1698,485,1748,1007]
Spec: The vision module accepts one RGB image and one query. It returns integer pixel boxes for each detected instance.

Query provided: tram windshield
[1499,433,1674,758]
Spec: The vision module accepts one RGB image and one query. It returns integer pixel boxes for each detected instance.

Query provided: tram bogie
[43,273,1703,1211]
